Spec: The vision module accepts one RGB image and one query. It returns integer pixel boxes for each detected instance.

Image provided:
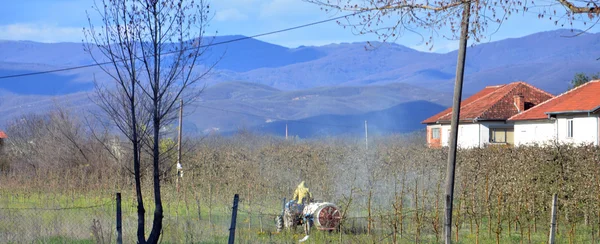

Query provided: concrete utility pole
[285,122,288,140]
[444,1,471,243]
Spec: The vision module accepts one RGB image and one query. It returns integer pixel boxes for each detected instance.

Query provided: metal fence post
[116,192,122,244]
[228,194,239,244]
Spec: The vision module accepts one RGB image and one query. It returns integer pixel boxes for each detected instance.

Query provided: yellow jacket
[293,181,313,204]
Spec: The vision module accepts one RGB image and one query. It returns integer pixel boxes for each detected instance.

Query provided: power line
[0,7,593,81]
[0,11,364,80]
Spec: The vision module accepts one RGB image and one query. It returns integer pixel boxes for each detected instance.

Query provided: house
[0,130,6,150]
[422,82,554,148]
[509,80,600,146]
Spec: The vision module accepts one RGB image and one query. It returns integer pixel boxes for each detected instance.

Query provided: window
[432,128,440,139]
[567,119,573,138]
[490,128,514,143]
[490,128,506,143]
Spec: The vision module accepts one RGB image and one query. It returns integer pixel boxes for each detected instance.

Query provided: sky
[1,0,598,53]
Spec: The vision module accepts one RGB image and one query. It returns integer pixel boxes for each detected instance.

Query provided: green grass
[2,188,599,243]
[35,236,94,244]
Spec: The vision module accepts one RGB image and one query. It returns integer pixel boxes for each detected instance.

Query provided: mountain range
[0,29,598,137]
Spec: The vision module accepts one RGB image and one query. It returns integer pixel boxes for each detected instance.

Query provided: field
[2,124,600,243]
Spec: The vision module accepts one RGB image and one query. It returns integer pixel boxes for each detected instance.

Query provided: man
[292,181,313,204]
[291,181,314,239]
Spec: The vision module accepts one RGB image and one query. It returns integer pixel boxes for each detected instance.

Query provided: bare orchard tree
[305,0,600,243]
[83,0,214,243]
[304,0,599,47]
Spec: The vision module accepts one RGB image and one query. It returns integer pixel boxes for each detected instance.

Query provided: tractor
[275,198,342,236]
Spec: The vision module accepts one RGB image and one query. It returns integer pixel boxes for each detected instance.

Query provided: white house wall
[441,125,450,147]
[432,114,600,147]
[514,120,556,146]
[433,122,519,149]
[436,122,510,148]
[556,115,599,145]
[457,123,480,149]
[478,123,490,147]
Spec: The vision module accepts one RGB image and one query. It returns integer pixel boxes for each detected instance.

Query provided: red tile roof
[509,80,600,121]
[422,81,554,124]
[0,130,6,139]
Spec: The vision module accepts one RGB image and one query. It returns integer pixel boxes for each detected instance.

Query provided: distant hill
[0,30,600,94]
[2,29,600,95]
[0,68,92,95]
[179,82,452,134]
[200,35,327,72]
[0,82,452,135]
[1,29,599,136]
[247,100,446,138]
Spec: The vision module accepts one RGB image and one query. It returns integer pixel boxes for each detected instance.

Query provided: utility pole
[176,99,183,191]
[364,120,368,150]
[285,122,288,140]
[444,1,471,244]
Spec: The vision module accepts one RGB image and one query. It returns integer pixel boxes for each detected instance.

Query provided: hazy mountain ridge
[248,100,446,138]
[1,29,598,136]
[0,81,452,136]
[2,29,598,95]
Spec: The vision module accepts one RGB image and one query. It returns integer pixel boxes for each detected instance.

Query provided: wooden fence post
[549,194,558,244]
[229,194,240,244]
[116,192,122,244]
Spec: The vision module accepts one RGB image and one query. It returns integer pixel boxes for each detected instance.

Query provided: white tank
[302,202,341,230]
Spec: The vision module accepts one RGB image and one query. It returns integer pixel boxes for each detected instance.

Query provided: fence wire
[0,198,114,243]
[2,191,599,244]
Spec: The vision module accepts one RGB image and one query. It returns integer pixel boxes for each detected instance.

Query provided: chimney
[514,95,524,113]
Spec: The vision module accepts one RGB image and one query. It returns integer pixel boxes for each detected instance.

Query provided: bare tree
[84,0,214,243]
[4,107,105,172]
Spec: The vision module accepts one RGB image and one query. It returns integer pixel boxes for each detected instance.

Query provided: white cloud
[258,0,317,19]
[0,24,83,42]
[215,8,249,22]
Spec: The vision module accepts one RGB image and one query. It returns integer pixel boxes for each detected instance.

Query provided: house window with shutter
[490,128,514,144]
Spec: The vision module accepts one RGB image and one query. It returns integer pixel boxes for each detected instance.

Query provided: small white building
[422,82,554,148]
[509,80,600,146]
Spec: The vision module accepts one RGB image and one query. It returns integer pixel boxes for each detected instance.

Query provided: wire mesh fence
[1,189,599,244]
[0,195,114,243]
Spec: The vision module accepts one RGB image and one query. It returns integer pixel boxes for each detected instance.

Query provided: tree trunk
[128,66,145,243]
[147,110,164,243]
[147,5,164,243]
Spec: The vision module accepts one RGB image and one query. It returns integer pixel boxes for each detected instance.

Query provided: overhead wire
[0,11,365,80]
[1,6,592,130]
[0,7,594,81]
[0,9,369,129]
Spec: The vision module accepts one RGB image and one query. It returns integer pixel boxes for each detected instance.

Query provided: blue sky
[0,0,598,53]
